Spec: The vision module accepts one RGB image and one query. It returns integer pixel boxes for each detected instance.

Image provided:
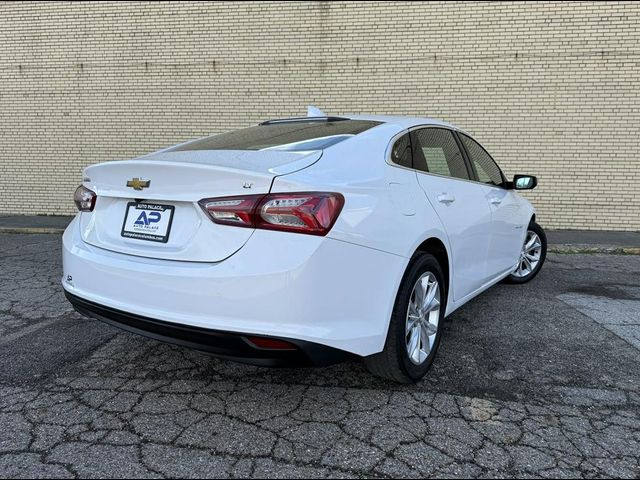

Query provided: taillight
[198,195,262,228]
[74,186,97,212]
[256,193,344,235]
[199,192,344,236]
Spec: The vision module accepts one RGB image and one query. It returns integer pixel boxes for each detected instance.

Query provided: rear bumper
[62,216,407,357]
[66,291,353,367]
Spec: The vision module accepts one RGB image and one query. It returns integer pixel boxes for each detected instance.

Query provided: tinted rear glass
[174,120,381,152]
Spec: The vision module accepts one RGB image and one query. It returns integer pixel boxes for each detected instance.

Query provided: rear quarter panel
[270,124,449,258]
[271,125,454,315]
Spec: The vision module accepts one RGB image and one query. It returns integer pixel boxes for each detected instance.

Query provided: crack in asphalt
[0,234,639,478]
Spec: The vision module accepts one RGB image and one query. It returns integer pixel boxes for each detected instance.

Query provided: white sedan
[63,110,546,383]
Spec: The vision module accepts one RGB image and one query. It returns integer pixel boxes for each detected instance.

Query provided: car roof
[345,114,469,134]
[259,112,468,134]
[258,108,474,137]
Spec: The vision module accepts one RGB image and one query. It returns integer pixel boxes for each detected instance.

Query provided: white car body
[62,114,535,366]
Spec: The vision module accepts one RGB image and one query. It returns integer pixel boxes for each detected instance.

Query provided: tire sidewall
[393,254,446,381]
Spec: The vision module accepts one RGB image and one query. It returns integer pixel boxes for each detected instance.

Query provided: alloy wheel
[405,272,441,365]
[513,230,542,278]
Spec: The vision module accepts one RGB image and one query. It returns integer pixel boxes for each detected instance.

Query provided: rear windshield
[174,119,381,152]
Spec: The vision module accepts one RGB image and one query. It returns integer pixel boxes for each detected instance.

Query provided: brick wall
[1,1,639,230]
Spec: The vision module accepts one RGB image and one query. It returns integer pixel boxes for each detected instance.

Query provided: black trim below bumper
[65,292,354,367]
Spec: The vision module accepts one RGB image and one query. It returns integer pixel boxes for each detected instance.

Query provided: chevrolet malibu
[63,112,546,383]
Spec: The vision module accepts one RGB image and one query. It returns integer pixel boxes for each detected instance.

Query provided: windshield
[173,120,382,152]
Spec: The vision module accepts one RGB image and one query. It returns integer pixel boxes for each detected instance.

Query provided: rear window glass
[174,120,382,152]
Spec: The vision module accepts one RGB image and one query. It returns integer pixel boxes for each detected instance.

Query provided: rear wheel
[364,254,445,383]
[505,221,547,284]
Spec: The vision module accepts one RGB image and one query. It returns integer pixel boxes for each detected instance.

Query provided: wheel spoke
[525,252,539,262]
[407,326,420,360]
[423,280,438,310]
[425,319,438,337]
[408,299,420,317]
[519,259,528,275]
[414,278,427,306]
[524,234,537,251]
[526,241,541,253]
[425,298,440,313]
[419,323,431,356]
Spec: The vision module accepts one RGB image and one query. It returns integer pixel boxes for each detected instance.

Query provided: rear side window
[459,134,504,186]
[411,128,470,180]
[390,133,412,168]
[173,120,381,152]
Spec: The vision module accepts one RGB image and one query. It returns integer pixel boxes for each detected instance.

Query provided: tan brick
[0,1,638,230]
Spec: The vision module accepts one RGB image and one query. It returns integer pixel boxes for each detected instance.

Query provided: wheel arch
[413,236,450,303]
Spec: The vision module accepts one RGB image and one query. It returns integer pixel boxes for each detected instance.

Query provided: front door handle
[437,193,455,204]
[489,197,502,205]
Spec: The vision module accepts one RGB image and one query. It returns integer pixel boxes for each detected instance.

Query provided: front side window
[459,134,504,186]
[410,128,470,180]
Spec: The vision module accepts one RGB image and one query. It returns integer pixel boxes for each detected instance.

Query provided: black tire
[504,221,547,284]
[364,253,446,383]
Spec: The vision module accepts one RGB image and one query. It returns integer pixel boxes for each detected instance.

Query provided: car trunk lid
[79,149,321,262]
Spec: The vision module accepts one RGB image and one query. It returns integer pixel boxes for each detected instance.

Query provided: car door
[458,132,526,277]
[410,127,494,302]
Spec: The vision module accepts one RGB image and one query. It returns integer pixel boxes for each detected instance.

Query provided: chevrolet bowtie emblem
[126,178,150,190]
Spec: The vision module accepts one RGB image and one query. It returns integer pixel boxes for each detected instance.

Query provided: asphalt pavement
[0,233,639,478]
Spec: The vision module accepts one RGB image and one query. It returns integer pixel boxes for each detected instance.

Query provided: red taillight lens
[245,336,298,351]
[198,195,262,228]
[199,192,344,236]
[257,193,344,235]
[74,185,97,212]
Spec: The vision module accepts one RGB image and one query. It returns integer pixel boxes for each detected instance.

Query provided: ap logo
[134,211,161,226]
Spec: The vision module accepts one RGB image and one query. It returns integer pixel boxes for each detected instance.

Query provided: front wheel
[364,254,445,383]
[504,221,547,284]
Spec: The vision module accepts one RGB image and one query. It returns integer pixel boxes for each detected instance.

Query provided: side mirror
[512,175,537,190]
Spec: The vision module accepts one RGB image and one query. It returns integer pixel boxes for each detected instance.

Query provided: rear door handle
[437,193,455,204]
[489,197,502,205]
